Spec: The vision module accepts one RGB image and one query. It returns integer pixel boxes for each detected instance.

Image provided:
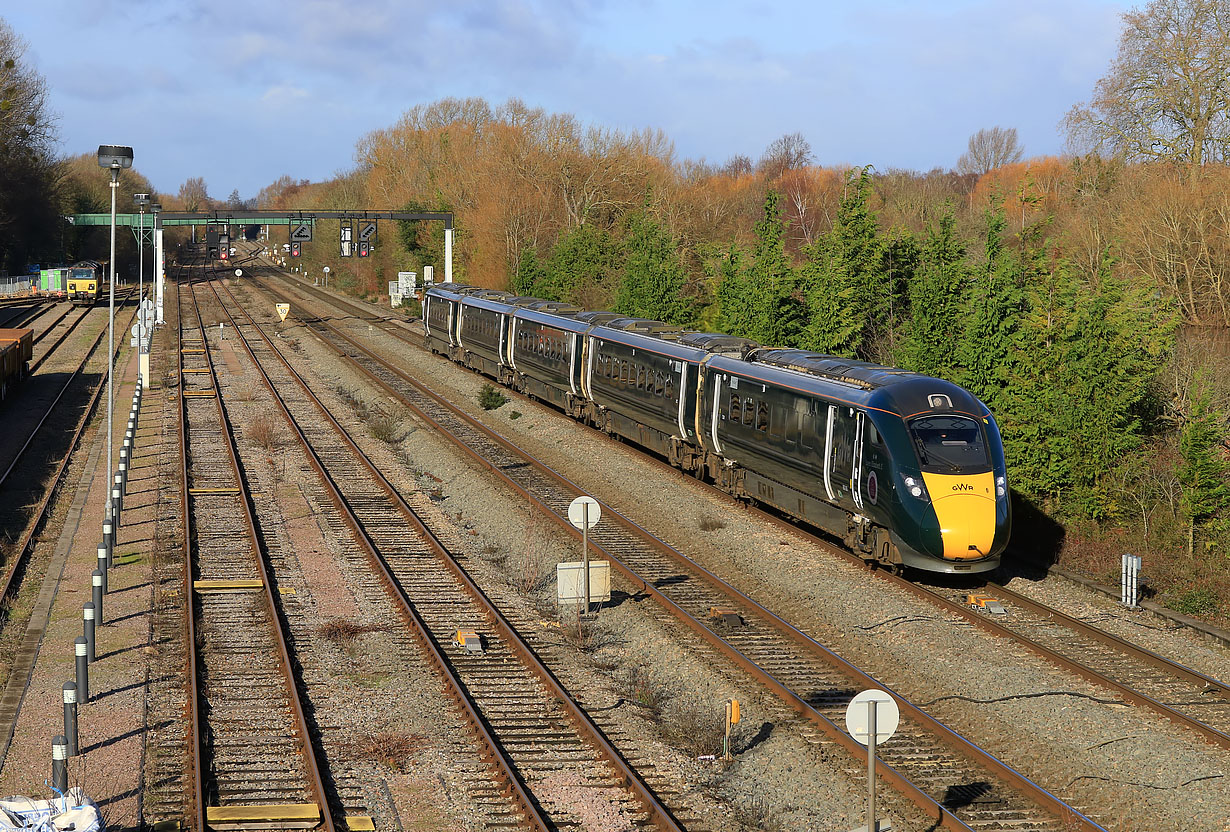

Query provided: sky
[5,0,1130,201]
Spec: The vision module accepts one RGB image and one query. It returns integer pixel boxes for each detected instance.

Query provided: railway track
[177,266,335,832]
[0,297,54,329]
[236,264,1106,832]
[263,264,1230,764]
[201,266,688,831]
[29,295,132,374]
[0,299,139,610]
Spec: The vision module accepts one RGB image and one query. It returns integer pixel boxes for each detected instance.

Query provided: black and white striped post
[62,683,78,756]
[83,603,96,662]
[92,569,104,621]
[51,736,67,793]
[75,637,89,702]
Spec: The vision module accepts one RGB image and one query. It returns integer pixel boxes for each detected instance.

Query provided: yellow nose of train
[921,472,996,560]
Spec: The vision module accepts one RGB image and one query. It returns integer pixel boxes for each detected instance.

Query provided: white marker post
[845,689,899,832]
[567,496,601,614]
[1121,554,1142,608]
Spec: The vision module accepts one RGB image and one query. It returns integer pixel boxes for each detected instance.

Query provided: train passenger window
[620,361,629,385]
[756,401,769,432]
[665,375,674,399]
[637,366,646,390]
[729,393,740,418]
[742,399,755,426]
[655,372,665,397]
[769,405,785,438]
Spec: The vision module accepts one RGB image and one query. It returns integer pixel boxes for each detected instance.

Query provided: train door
[828,407,861,504]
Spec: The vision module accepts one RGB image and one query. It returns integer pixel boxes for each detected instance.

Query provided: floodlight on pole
[134,193,150,337]
[97,145,133,505]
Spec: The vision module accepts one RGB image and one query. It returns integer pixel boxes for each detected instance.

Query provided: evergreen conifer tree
[513,244,546,296]
[1178,373,1230,554]
[800,168,888,357]
[540,224,619,304]
[898,208,967,379]
[614,211,695,325]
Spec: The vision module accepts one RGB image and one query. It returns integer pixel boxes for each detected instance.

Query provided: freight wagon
[0,328,34,401]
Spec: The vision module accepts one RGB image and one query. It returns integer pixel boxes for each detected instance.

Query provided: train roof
[747,349,914,391]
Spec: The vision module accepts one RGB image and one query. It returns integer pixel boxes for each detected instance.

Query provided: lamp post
[97,145,133,509]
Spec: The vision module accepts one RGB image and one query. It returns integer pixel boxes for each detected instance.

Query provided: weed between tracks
[343,731,426,772]
[246,411,280,451]
[318,619,387,648]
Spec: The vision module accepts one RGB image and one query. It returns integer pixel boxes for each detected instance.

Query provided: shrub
[478,384,508,411]
[1170,587,1219,617]
[247,412,279,451]
[345,731,425,772]
[660,700,726,757]
[698,515,727,532]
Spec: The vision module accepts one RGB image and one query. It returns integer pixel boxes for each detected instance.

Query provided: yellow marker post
[276,303,290,322]
[724,699,740,760]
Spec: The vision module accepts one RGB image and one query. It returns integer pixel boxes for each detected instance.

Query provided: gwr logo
[952,483,974,492]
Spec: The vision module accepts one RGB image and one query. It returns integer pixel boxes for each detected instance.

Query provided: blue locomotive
[424,284,1010,574]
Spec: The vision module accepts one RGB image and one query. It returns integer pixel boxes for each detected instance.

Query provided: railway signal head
[291,242,301,258]
[358,241,370,257]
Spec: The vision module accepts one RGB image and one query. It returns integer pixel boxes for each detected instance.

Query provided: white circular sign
[130,324,141,337]
[567,496,601,531]
[141,298,154,311]
[323,266,331,274]
[234,269,243,277]
[845,689,899,746]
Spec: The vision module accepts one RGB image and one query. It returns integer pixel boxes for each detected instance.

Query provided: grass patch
[368,414,402,443]
[661,700,726,757]
[478,384,508,411]
[558,615,619,653]
[698,515,727,532]
[508,410,522,420]
[618,665,671,718]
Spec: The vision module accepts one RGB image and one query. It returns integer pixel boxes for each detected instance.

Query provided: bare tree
[721,154,753,177]
[178,176,209,212]
[956,127,1024,176]
[1064,0,1230,167]
[0,17,59,272]
[758,132,813,180]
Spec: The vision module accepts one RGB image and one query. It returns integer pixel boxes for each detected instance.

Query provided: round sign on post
[323,266,331,274]
[234,269,243,277]
[845,689,898,744]
[567,496,600,530]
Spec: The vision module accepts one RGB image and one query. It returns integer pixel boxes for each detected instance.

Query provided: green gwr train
[424,284,1011,575]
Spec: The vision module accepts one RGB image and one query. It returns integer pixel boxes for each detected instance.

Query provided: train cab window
[728,392,740,419]
[908,415,991,474]
[755,401,769,432]
[742,399,755,427]
[866,421,882,446]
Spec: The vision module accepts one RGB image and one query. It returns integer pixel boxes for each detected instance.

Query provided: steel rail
[268,263,1230,753]
[0,300,140,610]
[0,298,54,329]
[31,304,74,345]
[208,274,683,831]
[245,269,1104,832]
[30,291,134,374]
[178,263,337,832]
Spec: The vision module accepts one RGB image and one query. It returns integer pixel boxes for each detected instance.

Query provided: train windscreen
[908,415,991,475]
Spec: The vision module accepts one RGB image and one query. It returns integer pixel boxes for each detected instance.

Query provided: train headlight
[904,476,929,501]
[996,475,1007,499]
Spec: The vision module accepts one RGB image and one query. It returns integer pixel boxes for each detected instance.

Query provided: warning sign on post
[276,303,290,322]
